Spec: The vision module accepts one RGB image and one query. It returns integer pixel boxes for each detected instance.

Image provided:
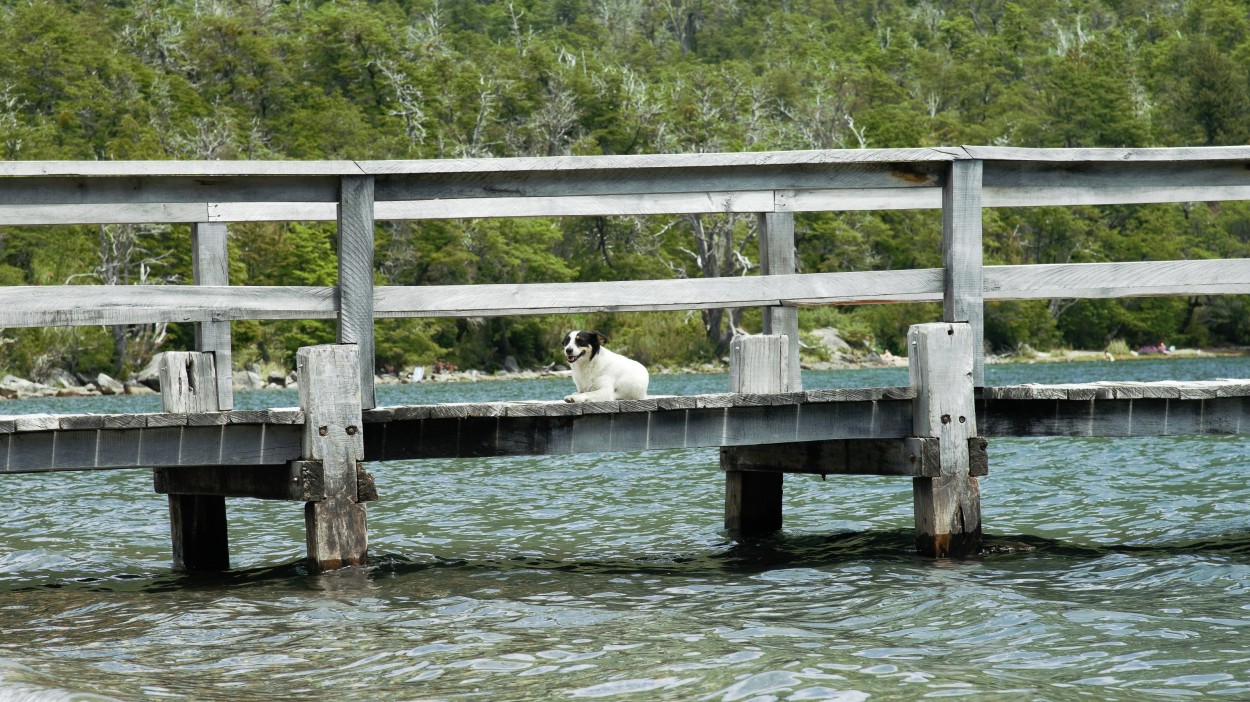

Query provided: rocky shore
[6,339,1236,402]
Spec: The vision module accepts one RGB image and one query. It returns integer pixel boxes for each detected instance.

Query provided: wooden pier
[1,146,1248,571]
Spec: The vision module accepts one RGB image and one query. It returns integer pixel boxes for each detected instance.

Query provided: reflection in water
[2,358,1250,700]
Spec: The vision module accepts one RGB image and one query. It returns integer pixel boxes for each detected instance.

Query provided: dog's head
[562,330,607,365]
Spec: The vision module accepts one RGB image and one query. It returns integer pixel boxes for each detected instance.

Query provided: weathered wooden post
[757,210,801,383]
[909,322,982,556]
[159,351,229,570]
[298,344,369,571]
[337,176,377,410]
[191,222,234,410]
[722,334,795,537]
[719,211,804,537]
[943,159,985,386]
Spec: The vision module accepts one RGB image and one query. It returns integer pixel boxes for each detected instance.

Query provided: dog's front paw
[563,394,577,403]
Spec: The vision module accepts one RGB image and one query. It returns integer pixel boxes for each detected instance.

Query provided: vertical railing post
[942,159,985,386]
[757,210,801,388]
[337,175,377,410]
[159,351,230,570]
[909,322,981,557]
[299,344,368,572]
[722,334,795,537]
[192,222,233,410]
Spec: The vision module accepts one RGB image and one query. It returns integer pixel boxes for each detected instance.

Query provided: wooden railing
[3,146,1250,408]
[4,146,1250,569]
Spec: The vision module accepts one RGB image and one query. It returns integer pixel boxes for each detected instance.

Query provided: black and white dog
[561,330,649,402]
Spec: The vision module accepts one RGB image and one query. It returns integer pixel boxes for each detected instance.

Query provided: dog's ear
[592,332,609,347]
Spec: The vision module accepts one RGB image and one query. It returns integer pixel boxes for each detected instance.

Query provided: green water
[1,357,1248,701]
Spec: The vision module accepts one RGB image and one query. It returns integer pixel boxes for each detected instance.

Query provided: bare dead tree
[0,84,24,158]
[525,79,581,156]
[68,224,178,376]
[372,56,429,150]
[672,211,757,354]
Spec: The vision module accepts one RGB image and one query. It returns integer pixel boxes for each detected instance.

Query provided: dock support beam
[909,323,982,557]
[160,351,230,571]
[722,335,797,537]
[299,344,369,572]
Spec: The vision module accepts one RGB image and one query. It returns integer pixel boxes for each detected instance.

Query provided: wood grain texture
[0,175,339,208]
[720,437,942,477]
[728,335,793,395]
[373,268,946,318]
[371,162,945,203]
[159,352,218,415]
[723,335,797,537]
[978,395,1250,437]
[297,344,368,571]
[0,285,337,328]
[759,212,802,389]
[159,350,229,572]
[909,323,982,557]
[943,160,985,386]
[337,176,377,410]
[4,259,1242,330]
[155,463,309,501]
[380,191,777,219]
[980,157,1250,207]
[192,222,234,410]
[984,259,1250,300]
[965,146,1250,162]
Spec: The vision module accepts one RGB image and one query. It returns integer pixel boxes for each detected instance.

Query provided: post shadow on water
[23,525,1250,596]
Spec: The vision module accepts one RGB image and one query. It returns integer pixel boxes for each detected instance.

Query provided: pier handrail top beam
[4,146,1250,179]
[0,148,964,179]
[0,160,368,178]
[963,145,1250,162]
[3,146,1250,226]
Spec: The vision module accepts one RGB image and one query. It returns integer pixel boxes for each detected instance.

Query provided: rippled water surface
[2,357,1249,701]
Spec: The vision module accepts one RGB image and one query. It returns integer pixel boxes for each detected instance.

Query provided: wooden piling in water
[909,322,982,557]
[159,351,230,571]
[722,334,797,537]
[298,344,370,572]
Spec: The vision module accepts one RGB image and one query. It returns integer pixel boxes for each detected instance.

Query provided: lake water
[1,356,1249,701]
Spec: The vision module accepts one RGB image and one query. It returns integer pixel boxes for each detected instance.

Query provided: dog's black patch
[582,331,607,360]
[565,330,607,362]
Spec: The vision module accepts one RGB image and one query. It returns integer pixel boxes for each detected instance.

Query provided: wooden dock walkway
[1,146,1249,573]
[3,380,1245,474]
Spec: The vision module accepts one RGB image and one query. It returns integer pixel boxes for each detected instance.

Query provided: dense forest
[1,0,1249,380]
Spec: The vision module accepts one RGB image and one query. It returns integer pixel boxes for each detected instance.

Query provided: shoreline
[986,346,1248,365]
[2,346,1244,401]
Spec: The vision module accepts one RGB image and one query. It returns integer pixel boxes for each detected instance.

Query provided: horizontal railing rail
[2,147,1250,225]
[1,258,1247,328]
